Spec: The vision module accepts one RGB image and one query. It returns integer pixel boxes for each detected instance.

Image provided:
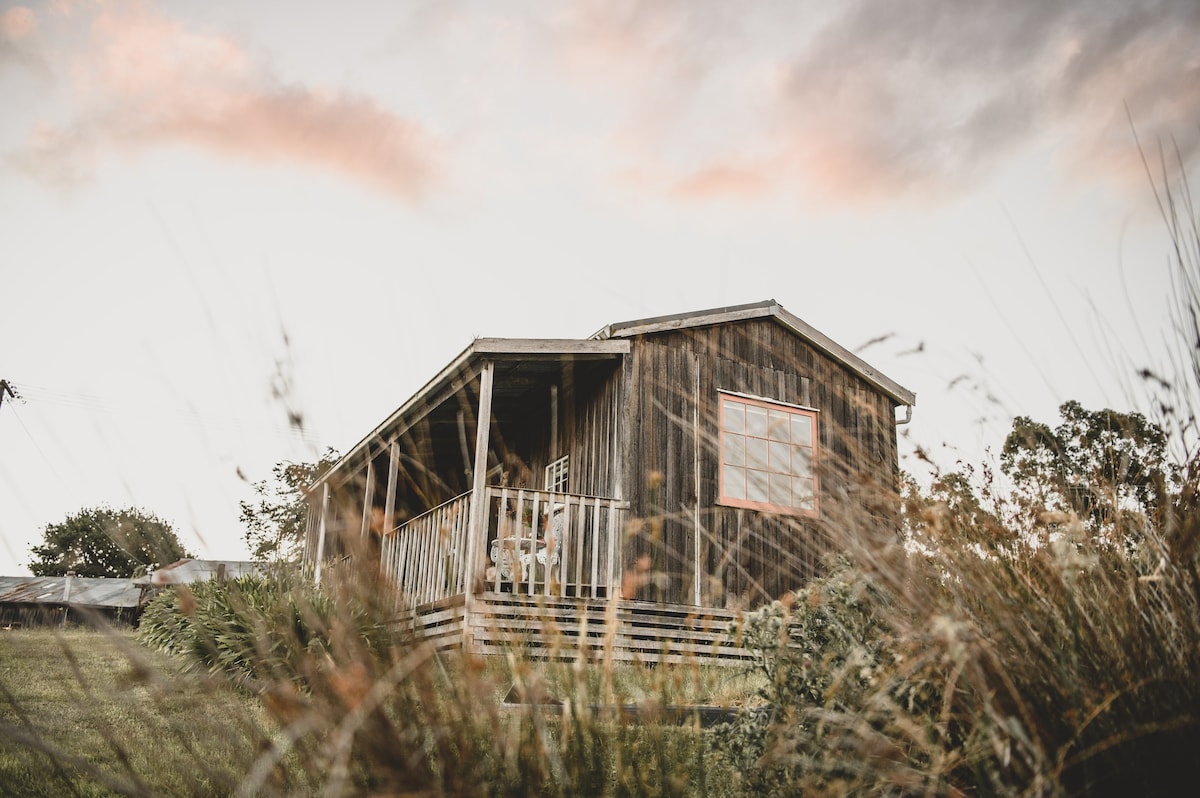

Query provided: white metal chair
[518,503,563,582]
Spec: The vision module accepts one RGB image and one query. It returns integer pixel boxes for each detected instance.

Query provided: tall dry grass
[707,153,1200,797]
[132,560,742,796]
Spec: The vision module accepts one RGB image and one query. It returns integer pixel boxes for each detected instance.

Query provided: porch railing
[380,491,471,606]
[485,487,627,599]
[379,487,628,607]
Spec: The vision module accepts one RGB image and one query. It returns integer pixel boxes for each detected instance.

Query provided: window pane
[747,469,770,503]
[770,472,791,506]
[719,396,819,514]
[768,441,791,473]
[745,436,769,470]
[545,455,568,492]
[792,477,815,510]
[791,445,813,477]
[746,405,768,438]
[723,465,746,500]
[722,399,745,433]
[768,409,791,441]
[722,432,745,466]
[791,414,813,446]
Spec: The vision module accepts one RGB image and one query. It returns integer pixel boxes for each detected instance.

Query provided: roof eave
[770,305,916,407]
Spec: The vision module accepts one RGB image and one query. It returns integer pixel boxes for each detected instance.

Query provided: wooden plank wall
[565,364,621,498]
[623,318,902,608]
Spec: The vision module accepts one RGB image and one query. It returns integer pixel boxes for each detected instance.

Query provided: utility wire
[2,401,73,495]
[0,379,17,410]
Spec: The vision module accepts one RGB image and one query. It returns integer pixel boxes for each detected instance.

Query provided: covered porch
[318,480,749,663]
[304,336,754,662]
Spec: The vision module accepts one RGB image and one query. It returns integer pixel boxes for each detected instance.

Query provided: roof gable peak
[595,300,914,407]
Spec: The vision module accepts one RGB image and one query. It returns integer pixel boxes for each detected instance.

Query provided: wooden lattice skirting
[392,593,755,666]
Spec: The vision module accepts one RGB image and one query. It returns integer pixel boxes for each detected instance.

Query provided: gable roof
[592,299,916,407]
[316,300,913,489]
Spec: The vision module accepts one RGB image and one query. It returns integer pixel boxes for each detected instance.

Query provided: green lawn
[0,627,274,797]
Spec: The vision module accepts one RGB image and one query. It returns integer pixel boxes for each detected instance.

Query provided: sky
[1,0,1197,575]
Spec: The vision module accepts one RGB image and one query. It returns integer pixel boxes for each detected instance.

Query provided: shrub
[138,570,381,689]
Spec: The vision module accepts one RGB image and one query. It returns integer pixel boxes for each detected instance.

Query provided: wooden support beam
[693,353,702,607]
[384,440,399,536]
[463,361,494,651]
[457,410,472,482]
[549,384,558,461]
[314,483,331,587]
[359,459,376,540]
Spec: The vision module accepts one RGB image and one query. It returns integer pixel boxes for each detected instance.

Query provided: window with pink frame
[718,392,818,516]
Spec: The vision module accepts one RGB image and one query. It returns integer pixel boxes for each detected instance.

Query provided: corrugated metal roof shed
[0,576,144,609]
[133,558,270,586]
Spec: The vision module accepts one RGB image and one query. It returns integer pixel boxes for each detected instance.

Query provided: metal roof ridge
[590,299,778,340]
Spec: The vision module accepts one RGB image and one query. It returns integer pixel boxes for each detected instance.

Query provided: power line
[0,379,18,411]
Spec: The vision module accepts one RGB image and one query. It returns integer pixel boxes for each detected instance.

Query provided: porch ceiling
[315,338,628,490]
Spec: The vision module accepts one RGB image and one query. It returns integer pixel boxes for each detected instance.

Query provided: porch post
[383,441,399,536]
[314,482,331,587]
[359,459,376,540]
[380,441,399,581]
[463,361,494,651]
[693,353,703,606]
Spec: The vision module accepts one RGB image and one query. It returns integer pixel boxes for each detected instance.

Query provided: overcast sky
[2,0,1196,575]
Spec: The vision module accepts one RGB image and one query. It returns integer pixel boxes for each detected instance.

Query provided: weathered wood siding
[390,594,754,666]
[564,363,622,497]
[621,319,901,607]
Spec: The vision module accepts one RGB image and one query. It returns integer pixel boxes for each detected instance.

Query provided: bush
[138,570,366,688]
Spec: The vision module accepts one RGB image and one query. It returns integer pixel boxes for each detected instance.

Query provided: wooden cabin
[303,300,915,662]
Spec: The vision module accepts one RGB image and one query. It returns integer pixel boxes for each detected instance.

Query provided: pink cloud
[669,162,774,201]
[10,3,439,201]
[578,2,1200,206]
[150,89,436,202]
[0,7,36,41]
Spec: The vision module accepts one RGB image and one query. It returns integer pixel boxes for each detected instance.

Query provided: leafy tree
[1000,400,1175,537]
[902,465,1014,550]
[240,449,338,562]
[29,506,191,578]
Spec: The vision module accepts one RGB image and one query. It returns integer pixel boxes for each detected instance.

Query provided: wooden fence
[380,492,472,606]
[380,487,628,607]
